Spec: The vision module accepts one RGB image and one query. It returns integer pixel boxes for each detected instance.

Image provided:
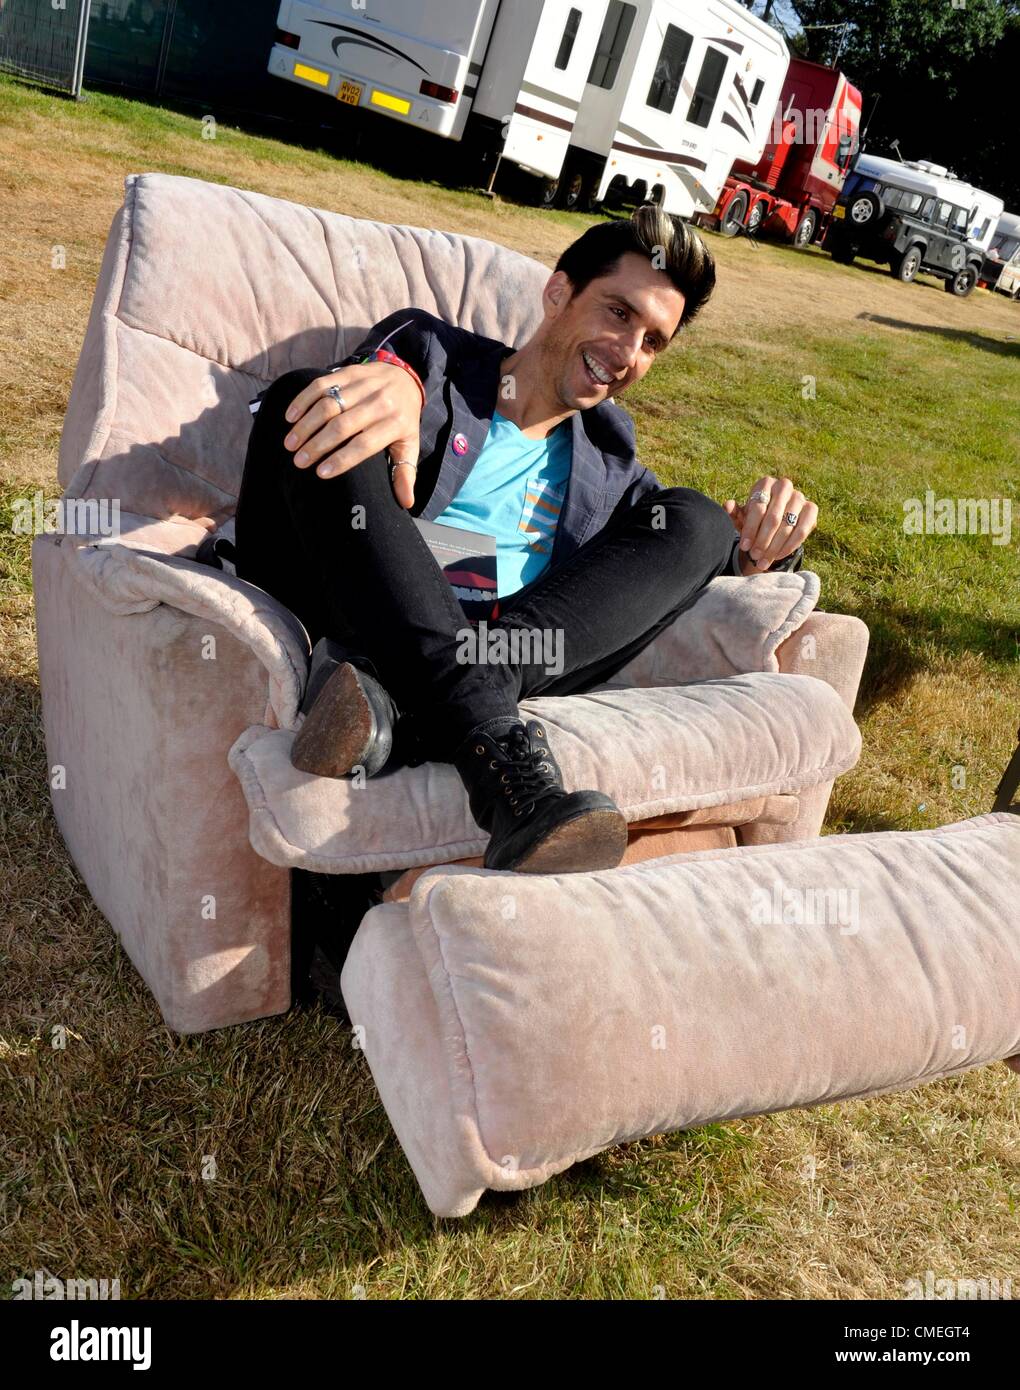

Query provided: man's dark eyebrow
[602,290,671,345]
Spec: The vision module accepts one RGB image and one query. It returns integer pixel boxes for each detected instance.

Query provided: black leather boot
[454,718,628,873]
[291,638,409,778]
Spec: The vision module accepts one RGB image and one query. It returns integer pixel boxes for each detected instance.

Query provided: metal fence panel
[0,0,93,96]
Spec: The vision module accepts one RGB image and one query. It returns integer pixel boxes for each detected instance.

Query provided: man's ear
[543,270,573,316]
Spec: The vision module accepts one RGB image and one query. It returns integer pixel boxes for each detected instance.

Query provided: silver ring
[749,490,771,506]
[390,459,418,471]
[326,384,346,411]
[785,510,799,526]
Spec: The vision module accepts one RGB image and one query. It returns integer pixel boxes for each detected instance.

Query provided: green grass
[1,72,1019,1301]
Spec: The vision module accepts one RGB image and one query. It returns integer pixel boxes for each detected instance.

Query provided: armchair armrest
[59,512,311,728]
[599,570,822,688]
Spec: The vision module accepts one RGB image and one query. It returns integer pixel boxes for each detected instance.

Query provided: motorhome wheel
[539,177,560,209]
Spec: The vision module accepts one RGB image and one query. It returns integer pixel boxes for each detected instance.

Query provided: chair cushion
[227,671,861,875]
[340,812,1020,1216]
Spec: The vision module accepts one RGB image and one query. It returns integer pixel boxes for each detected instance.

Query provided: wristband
[358,347,426,410]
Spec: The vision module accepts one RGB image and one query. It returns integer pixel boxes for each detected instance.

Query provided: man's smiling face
[540,251,687,411]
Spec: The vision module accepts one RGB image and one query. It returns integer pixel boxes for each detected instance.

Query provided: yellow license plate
[832,203,846,219]
[338,80,362,106]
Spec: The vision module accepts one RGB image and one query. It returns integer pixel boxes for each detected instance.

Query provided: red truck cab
[707,57,862,247]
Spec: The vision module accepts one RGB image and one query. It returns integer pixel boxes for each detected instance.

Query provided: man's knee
[645,486,735,562]
[249,367,326,448]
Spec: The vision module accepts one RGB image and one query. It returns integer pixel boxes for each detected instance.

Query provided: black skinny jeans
[235,368,738,762]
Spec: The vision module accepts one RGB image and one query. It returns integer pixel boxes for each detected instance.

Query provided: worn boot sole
[493,803,629,875]
[291,662,377,779]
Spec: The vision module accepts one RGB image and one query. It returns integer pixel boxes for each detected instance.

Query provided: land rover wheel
[721,191,748,237]
[793,208,818,248]
[847,190,884,227]
[894,245,922,282]
[946,266,978,297]
[826,228,857,264]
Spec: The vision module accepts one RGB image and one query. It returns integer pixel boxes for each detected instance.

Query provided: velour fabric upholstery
[37,171,870,1033]
[57,173,553,523]
[340,813,1020,1217]
[227,672,862,875]
[33,532,292,1033]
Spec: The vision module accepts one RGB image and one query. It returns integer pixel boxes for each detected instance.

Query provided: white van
[557,0,789,214]
[267,0,609,191]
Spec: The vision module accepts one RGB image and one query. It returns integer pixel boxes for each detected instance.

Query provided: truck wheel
[847,190,884,228]
[893,245,922,282]
[720,191,748,236]
[746,198,766,234]
[793,209,818,248]
[946,266,978,297]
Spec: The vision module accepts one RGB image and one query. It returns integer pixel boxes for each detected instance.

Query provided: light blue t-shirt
[433,410,572,598]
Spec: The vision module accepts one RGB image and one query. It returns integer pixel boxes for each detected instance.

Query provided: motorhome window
[646,24,693,113]
[750,78,765,105]
[555,8,583,70]
[587,0,637,90]
[686,47,727,127]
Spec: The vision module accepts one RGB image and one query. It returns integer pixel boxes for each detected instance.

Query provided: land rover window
[555,9,582,71]
[750,77,765,105]
[646,24,693,113]
[934,201,954,229]
[686,47,727,127]
[587,0,636,90]
[920,196,936,222]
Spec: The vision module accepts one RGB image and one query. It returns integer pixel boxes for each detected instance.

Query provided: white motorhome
[557,0,789,214]
[982,211,1020,299]
[267,1,609,191]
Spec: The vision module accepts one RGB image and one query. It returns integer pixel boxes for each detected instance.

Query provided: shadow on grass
[857,314,1020,357]
[847,600,1020,713]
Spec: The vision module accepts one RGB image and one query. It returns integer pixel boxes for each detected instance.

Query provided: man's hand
[281,361,423,509]
[723,475,818,575]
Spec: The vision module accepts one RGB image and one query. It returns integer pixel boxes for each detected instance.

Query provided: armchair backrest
[59,172,550,523]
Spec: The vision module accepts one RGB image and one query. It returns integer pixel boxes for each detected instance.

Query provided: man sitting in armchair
[234,207,818,875]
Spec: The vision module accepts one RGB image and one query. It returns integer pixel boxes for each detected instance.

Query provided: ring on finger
[785,510,799,526]
[327,384,346,411]
[749,489,771,506]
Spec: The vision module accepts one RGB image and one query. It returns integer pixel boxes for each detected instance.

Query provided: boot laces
[494,726,557,812]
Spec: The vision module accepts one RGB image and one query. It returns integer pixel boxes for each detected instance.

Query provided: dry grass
[1,74,1018,1301]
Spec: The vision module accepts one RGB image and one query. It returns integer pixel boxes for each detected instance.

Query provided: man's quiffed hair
[555,206,716,333]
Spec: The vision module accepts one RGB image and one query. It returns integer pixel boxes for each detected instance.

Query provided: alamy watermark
[12,1269,121,1299]
[902,490,1012,546]
[455,621,564,678]
[902,1270,1013,1300]
[750,877,860,935]
[10,490,121,538]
